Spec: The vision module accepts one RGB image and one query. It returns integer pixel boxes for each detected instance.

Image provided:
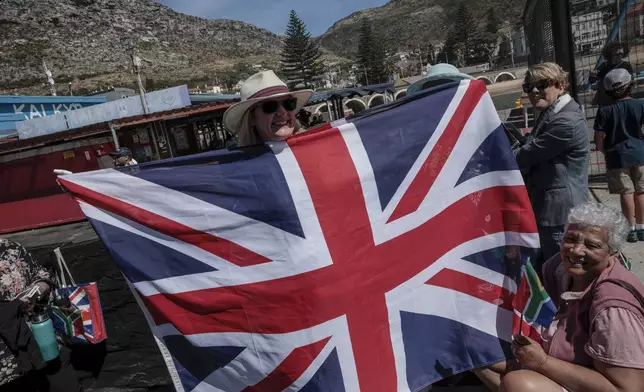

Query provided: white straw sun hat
[223,70,313,138]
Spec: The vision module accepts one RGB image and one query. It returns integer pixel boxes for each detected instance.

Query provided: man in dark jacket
[514,63,590,272]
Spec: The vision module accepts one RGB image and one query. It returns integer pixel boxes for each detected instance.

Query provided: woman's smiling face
[560,224,614,283]
[251,97,297,142]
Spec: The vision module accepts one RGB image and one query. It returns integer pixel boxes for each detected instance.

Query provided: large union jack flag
[59,80,541,392]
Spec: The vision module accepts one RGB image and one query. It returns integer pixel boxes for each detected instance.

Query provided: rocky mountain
[318,0,527,58]
[0,0,284,94]
[0,0,527,94]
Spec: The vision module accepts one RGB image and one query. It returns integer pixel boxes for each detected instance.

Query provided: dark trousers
[537,224,565,278]
[0,347,82,392]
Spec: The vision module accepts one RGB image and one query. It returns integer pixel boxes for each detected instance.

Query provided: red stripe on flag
[59,178,271,267]
[511,312,544,345]
[388,81,488,222]
[511,273,531,312]
[426,268,514,311]
[242,337,331,391]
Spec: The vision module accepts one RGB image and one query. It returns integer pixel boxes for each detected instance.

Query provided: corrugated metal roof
[0,101,236,155]
[112,101,234,129]
[189,94,241,104]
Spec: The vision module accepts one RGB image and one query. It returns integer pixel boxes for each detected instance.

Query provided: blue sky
[157,0,389,35]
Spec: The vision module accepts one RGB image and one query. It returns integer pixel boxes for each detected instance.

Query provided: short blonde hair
[524,62,569,91]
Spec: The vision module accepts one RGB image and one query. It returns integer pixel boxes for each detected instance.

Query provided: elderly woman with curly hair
[476,202,644,392]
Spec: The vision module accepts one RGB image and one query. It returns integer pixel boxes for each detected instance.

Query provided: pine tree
[449,2,497,66]
[440,29,464,67]
[357,18,389,85]
[454,2,476,61]
[280,10,324,89]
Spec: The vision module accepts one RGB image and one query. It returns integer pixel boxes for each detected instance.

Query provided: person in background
[109,147,138,167]
[222,70,313,147]
[591,42,633,106]
[476,203,644,392]
[0,238,82,391]
[594,68,644,242]
[514,62,589,272]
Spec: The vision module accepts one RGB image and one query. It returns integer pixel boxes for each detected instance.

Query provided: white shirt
[552,93,573,114]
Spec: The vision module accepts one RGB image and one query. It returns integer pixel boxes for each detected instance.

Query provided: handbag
[50,247,107,344]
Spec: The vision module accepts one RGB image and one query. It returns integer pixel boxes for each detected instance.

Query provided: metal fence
[523,0,644,176]
[571,0,644,176]
[524,0,556,65]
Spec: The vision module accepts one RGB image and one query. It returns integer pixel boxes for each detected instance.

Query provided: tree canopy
[280,10,325,89]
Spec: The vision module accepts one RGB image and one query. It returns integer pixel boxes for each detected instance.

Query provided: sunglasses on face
[522,80,552,93]
[260,98,298,114]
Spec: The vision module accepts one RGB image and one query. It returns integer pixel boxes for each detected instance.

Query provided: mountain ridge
[0,0,526,94]
[318,0,526,59]
[0,0,284,94]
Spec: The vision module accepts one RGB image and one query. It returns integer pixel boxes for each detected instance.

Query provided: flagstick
[515,260,531,346]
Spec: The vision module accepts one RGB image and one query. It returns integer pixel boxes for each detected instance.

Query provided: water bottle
[30,311,59,361]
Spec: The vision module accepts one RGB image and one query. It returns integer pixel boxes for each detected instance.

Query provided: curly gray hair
[566,202,630,251]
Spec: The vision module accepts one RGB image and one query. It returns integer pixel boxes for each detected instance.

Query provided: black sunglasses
[260,98,298,114]
[522,80,552,93]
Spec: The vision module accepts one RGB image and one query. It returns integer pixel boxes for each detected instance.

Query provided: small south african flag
[512,258,557,343]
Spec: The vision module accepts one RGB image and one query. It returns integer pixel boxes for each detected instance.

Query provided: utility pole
[121,37,149,114]
[132,54,149,114]
[42,60,56,96]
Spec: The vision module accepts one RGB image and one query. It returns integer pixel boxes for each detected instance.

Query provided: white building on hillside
[572,11,608,53]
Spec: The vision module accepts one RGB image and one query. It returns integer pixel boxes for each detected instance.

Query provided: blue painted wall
[0,95,106,135]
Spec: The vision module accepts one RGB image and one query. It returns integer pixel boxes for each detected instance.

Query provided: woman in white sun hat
[223,70,314,147]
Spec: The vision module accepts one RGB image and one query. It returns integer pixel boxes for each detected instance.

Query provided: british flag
[59,80,541,392]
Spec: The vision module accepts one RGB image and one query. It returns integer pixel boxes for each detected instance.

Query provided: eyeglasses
[260,98,298,114]
[522,80,552,93]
